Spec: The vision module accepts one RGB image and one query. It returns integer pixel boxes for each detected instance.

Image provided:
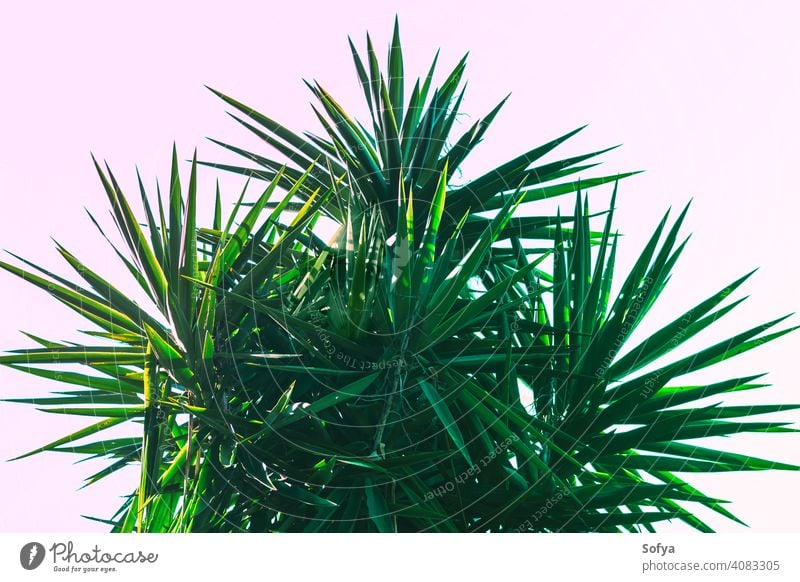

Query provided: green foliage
[2,19,797,532]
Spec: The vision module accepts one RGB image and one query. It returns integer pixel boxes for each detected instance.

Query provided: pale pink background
[1,1,798,532]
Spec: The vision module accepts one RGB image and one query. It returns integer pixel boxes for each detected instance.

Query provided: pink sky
[1,1,799,532]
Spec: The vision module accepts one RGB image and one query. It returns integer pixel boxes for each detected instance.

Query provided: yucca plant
[2,20,798,533]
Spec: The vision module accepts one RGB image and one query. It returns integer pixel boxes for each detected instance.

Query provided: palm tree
[2,19,797,532]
